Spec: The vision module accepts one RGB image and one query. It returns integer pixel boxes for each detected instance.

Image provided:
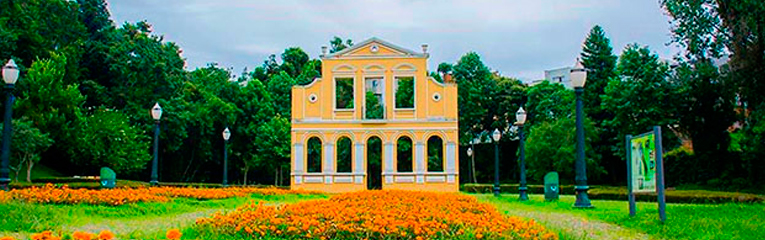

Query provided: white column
[446,142,457,183]
[415,142,425,183]
[323,143,334,184]
[384,142,394,184]
[293,143,304,184]
[354,143,365,184]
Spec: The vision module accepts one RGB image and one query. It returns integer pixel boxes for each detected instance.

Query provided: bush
[460,183,764,204]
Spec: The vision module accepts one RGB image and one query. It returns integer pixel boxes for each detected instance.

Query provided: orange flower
[97,230,114,240]
[72,231,94,240]
[166,229,182,240]
[0,237,16,240]
[195,190,559,240]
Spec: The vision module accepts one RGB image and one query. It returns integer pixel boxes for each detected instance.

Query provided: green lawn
[0,194,327,239]
[478,194,765,240]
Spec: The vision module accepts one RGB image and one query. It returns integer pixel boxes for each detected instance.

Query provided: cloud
[107,0,678,80]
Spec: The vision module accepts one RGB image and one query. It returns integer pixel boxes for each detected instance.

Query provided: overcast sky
[106,0,680,81]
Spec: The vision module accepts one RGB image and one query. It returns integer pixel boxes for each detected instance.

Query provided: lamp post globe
[467,147,473,157]
[222,127,230,186]
[516,106,529,201]
[1,59,20,191]
[150,103,162,186]
[492,128,501,197]
[570,59,592,208]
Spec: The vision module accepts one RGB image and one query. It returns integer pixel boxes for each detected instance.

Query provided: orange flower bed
[2,229,173,240]
[0,184,315,206]
[196,191,558,240]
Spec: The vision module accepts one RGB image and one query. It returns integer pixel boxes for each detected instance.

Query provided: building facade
[540,67,573,89]
[290,38,459,193]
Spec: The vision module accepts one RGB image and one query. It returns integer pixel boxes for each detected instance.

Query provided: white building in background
[533,66,573,89]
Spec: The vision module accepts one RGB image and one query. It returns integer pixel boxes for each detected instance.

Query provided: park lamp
[222,127,231,141]
[492,128,501,142]
[151,103,162,121]
[570,59,587,88]
[515,107,527,125]
[467,147,473,157]
[2,59,19,85]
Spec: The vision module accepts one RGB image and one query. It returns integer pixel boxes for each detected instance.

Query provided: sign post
[626,126,666,222]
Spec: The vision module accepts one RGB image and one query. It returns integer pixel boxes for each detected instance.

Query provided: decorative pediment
[325,37,426,59]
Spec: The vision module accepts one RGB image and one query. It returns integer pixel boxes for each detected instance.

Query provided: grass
[0,193,327,239]
[478,194,765,240]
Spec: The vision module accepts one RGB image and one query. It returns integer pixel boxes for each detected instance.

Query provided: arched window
[397,136,413,172]
[427,136,444,172]
[306,137,322,173]
[336,136,353,173]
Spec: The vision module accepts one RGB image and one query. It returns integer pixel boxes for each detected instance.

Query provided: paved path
[502,207,652,240]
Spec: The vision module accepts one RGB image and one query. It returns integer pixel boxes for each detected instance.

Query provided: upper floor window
[395,76,414,109]
[335,78,354,110]
[365,77,384,119]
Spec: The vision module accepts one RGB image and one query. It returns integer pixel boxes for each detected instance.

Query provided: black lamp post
[222,127,231,186]
[0,59,19,191]
[571,59,593,208]
[516,107,528,201]
[150,103,162,186]
[492,128,501,197]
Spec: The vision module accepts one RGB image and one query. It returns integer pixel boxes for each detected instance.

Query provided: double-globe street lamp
[222,127,231,186]
[571,59,593,208]
[515,107,528,201]
[150,103,162,186]
[492,128,501,197]
[0,60,19,191]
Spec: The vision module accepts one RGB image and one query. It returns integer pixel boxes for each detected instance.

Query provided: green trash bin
[544,172,559,201]
[100,167,116,189]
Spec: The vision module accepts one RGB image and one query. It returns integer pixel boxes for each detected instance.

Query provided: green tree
[0,119,53,182]
[580,25,620,183]
[525,81,574,131]
[15,52,85,165]
[365,91,384,119]
[329,36,353,53]
[453,52,493,143]
[525,116,603,183]
[71,108,150,174]
[255,116,291,185]
[602,44,679,159]
[280,47,309,78]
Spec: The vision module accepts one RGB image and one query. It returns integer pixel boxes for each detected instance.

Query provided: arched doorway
[366,136,383,189]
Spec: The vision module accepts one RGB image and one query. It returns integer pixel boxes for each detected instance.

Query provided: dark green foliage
[394,77,414,108]
[306,137,322,173]
[364,91,384,119]
[427,136,443,172]
[525,116,603,183]
[335,77,354,109]
[524,81,573,130]
[366,137,383,189]
[336,137,352,173]
[580,25,617,119]
[602,44,679,162]
[0,119,53,182]
[396,137,413,172]
[460,184,764,204]
[329,36,353,53]
[71,108,150,174]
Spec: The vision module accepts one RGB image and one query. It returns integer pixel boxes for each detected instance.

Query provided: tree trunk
[274,167,278,186]
[243,165,249,186]
[26,159,34,183]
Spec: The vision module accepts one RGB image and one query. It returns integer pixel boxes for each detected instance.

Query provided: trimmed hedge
[460,183,765,204]
[9,178,286,190]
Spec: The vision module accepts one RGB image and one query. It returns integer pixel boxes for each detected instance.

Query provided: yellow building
[290,38,459,193]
